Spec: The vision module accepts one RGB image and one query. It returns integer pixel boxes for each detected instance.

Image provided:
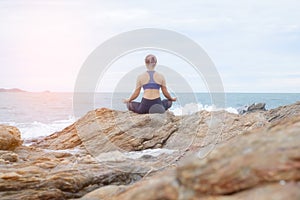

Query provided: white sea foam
[225,107,239,114]
[169,103,238,115]
[2,116,75,140]
[96,148,176,162]
[43,148,82,155]
[124,148,176,159]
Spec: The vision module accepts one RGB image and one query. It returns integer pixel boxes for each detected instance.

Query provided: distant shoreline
[0,88,27,93]
[0,88,52,93]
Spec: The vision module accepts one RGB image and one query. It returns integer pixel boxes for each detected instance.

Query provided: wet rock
[248,102,266,111]
[0,125,22,150]
[238,102,266,114]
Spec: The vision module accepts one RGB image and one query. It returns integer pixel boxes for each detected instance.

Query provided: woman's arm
[160,74,176,101]
[123,76,142,103]
[161,85,176,101]
[123,87,141,103]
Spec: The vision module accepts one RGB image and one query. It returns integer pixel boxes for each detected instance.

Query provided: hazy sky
[1,0,299,92]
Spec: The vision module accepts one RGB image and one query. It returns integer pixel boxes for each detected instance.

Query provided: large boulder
[33,108,178,154]
[31,108,268,179]
[33,108,267,159]
[0,125,22,150]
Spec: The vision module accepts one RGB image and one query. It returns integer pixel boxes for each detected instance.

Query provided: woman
[123,54,176,114]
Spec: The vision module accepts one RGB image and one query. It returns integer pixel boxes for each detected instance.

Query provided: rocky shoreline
[1,102,300,199]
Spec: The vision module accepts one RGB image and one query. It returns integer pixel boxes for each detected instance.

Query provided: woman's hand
[123,98,130,103]
[170,97,177,101]
[123,87,141,104]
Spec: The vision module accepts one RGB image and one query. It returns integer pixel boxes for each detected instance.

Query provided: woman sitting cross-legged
[123,54,176,114]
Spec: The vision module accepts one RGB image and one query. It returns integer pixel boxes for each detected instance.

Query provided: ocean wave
[1,116,75,140]
[169,103,238,115]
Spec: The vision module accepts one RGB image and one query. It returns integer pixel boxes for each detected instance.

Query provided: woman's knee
[162,99,172,109]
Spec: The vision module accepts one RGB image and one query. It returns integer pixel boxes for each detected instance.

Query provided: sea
[0,92,299,141]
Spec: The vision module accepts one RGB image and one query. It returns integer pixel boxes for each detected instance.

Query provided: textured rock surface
[0,150,18,163]
[266,101,300,122]
[80,185,128,200]
[177,115,300,195]
[201,182,300,200]
[34,108,178,154]
[0,102,300,199]
[164,110,267,152]
[34,108,267,156]
[0,146,144,199]
[0,125,22,150]
[109,114,300,200]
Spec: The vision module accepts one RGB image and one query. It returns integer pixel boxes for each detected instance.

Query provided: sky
[0,0,300,92]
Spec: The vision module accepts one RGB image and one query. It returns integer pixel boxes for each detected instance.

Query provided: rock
[32,108,268,178]
[164,110,267,153]
[201,182,300,200]
[0,189,66,200]
[33,108,178,155]
[33,108,267,161]
[32,123,82,150]
[110,171,179,200]
[177,115,300,195]
[108,114,300,200]
[0,125,22,150]
[34,103,300,154]
[0,146,144,199]
[1,102,300,199]
[80,185,128,200]
[0,150,18,162]
[266,101,300,122]
[248,102,266,112]
[238,102,266,114]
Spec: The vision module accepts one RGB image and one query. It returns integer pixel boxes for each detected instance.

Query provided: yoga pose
[123,54,176,114]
